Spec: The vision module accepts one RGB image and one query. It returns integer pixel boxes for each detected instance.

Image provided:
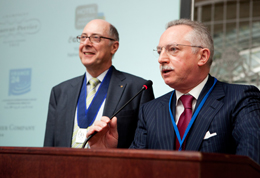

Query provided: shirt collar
[175,75,209,105]
[85,69,109,85]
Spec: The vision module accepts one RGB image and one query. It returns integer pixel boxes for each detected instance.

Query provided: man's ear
[111,41,119,55]
[198,48,210,66]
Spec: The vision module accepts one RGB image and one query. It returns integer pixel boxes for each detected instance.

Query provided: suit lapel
[103,66,126,118]
[64,75,85,145]
[186,75,225,150]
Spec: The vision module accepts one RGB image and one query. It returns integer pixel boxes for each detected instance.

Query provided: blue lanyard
[77,67,113,128]
[169,77,217,150]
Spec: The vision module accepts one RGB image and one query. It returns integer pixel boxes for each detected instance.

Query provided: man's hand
[87,116,118,149]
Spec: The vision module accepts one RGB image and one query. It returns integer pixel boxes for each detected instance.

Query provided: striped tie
[72,78,100,148]
[86,78,100,108]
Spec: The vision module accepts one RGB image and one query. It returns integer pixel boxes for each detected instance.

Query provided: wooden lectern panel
[0,147,259,178]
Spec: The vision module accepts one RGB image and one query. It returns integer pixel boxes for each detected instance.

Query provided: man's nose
[158,48,169,64]
[82,37,92,46]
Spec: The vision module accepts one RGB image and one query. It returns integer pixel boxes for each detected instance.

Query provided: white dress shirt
[175,75,208,124]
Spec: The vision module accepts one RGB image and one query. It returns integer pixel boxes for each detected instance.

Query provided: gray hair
[166,19,214,66]
[108,23,119,57]
[109,24,119,41]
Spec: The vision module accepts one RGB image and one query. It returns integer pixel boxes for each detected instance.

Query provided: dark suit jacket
[130,75,260,164]
[44,66,154,148]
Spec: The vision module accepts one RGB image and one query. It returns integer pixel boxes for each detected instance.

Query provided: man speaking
[86,19,260,165]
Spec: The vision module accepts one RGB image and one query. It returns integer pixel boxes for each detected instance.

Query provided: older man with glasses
[86,19,260,165]
[43,19,154,149]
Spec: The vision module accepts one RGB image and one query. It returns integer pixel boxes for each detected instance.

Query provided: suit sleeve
[232,85,260,164]
[128,84,154,148]
[129,104,148,149]
[43,88,57,146]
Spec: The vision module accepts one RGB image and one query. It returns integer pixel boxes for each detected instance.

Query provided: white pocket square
[204,131,217,140]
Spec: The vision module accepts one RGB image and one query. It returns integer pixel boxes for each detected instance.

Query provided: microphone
[81,80,153,148]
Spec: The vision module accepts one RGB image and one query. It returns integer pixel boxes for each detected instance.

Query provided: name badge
[76,128,87,143]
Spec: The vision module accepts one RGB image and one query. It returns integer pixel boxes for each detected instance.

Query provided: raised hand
[86,116,118,149]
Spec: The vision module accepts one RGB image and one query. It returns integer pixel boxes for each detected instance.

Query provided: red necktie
[175,95,193,150]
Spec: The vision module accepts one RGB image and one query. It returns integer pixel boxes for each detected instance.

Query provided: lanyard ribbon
[169,77,217,150]
[77,67,113,128]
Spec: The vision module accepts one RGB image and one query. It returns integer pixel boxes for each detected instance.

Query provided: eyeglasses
[76,34,116,43]
[153,43,204,57]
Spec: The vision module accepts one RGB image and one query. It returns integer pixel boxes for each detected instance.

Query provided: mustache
[160,65,174,72]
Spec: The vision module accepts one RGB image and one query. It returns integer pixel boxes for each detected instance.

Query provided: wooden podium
[0,147,259,178]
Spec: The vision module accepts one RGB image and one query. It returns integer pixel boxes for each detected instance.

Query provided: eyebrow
[156,44,175,48]
[81,33,102,36]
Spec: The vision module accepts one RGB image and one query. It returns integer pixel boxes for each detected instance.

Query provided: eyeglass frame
[76,34,116,43]
[153,43,204,57]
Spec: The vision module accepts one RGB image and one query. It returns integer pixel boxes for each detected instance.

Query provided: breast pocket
[200,132,232,153]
